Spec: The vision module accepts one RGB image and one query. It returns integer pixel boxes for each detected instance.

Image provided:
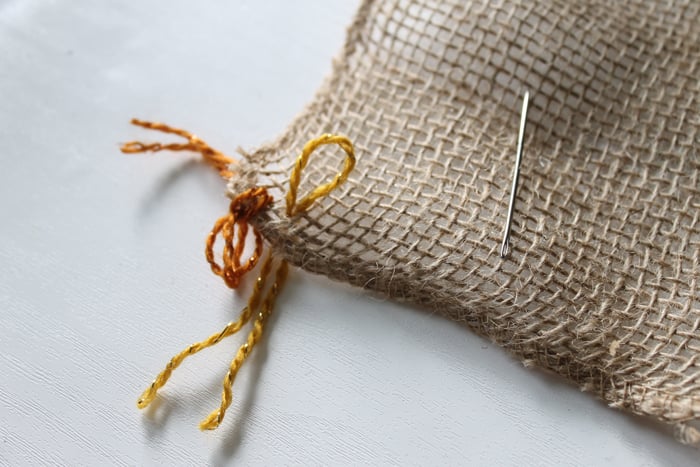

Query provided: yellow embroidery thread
[122,122,355,430]
[286,133,356,217]
[134,251,276,411]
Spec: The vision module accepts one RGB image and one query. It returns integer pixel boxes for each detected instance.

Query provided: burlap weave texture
[229,0,700,442]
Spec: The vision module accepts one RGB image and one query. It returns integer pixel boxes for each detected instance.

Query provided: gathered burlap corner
[228,0,700,444]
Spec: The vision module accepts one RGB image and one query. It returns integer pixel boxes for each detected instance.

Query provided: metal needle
[500,91,529,258]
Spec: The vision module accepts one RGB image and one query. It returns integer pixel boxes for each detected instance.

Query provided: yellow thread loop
[129,122,355,431]
[286,134,355,217]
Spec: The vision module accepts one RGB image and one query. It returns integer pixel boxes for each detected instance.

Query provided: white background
[0,1,697,465]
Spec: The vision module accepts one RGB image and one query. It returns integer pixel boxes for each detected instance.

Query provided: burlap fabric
[229,0,700,443]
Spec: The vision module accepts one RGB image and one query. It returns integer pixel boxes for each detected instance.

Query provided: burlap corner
[228,0,700,444]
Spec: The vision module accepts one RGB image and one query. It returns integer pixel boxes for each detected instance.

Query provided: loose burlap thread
[228,0,700,444]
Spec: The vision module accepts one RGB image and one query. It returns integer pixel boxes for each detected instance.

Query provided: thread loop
[286,134,355,217]
[206,187,273,289]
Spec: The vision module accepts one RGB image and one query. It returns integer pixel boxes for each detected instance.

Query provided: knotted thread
[121,120,355,430]
[206,187,273,289]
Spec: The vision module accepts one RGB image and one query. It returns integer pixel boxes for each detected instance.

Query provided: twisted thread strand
[199,260,289,430]
[136,253,276,409]
[121,119,235,179]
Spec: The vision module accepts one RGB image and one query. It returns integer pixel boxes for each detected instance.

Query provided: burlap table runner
[227,0,700,443]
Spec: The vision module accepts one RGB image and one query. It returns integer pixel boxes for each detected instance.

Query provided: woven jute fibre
[229,0,700,443]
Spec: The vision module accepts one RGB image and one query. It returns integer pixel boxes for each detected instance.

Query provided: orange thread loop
[205,187,273,289]
[121,119,235,179]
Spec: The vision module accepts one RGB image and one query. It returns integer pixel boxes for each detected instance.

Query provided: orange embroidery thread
[122,120,355,430]
[121,119,235,179]
[206,187,273,289]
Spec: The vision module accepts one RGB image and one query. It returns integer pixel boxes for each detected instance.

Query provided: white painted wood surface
[0,1,697,464]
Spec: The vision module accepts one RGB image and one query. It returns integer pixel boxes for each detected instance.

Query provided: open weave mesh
[229,0,700,442]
